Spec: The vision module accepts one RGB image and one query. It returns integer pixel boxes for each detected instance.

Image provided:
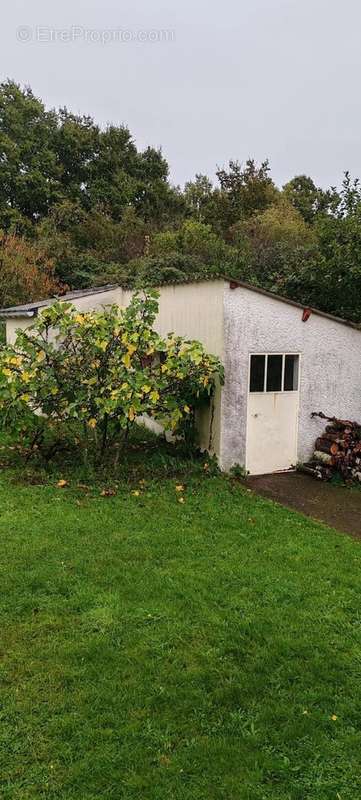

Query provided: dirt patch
[247,472,361,539]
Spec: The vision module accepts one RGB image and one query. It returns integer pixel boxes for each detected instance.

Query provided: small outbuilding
[1,278,361,475]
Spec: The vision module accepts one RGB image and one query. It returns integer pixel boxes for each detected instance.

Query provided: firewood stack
[299,412,361,482]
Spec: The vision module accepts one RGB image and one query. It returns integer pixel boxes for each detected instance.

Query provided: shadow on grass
[0,423,218,490]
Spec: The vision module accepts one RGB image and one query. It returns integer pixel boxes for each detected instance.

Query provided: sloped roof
[0,277,360,332]
[0,285,119,317]
[225,278,361,332]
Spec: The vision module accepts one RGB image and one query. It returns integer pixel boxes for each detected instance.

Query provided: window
[249,354,265,392]
[266,355,283,392]
[249,354,299,393]
[284,354,299,391]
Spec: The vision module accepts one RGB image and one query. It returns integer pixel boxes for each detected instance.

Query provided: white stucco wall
[6,280,361,473]
[221,285,361,471]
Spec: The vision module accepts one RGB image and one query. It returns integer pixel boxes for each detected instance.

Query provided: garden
[0,293,361,799]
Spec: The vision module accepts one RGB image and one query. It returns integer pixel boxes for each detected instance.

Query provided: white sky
[1,0,361,189]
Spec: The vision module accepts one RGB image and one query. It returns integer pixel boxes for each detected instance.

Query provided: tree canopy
[1,79,361,322]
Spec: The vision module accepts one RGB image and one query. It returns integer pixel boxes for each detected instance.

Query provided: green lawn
[1,465,361,799]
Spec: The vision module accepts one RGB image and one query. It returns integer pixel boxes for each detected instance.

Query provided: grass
[1,442,361,799]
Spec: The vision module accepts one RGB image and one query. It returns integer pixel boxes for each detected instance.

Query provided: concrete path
[247,472,361,539]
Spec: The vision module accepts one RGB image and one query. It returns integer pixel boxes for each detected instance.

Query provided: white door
[246,354,300,475]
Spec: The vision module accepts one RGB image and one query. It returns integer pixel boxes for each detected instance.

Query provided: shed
[1,278,361,475]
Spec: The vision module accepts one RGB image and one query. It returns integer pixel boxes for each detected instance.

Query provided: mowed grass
[1,467,361,799]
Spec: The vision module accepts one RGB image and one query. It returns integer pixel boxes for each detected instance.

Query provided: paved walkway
[247,472,361,539]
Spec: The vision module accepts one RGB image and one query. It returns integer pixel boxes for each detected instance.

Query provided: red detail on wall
[302,308,311,322]
[229,280,238,290]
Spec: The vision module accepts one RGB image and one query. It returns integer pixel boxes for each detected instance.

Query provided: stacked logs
[299,412,361,482]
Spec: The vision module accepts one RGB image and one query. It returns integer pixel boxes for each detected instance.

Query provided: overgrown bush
[0,232,63,308]
[0,290,223,463]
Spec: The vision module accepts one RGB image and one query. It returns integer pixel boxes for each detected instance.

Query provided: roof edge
[0,310,36,319]
[0,276,359,333]
[0,284,119,318]
[223,277,361,332]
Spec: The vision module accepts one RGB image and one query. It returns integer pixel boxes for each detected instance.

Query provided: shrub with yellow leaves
[0,290,223,463]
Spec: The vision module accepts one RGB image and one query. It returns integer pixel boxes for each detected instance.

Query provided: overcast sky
[2,0,361,189]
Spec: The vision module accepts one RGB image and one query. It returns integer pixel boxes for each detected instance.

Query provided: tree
[306,210,361,321]
[184,174,213,221]
[3,80,361,325]
[329,171,361,218]
[132,146,186,226]
[0,81,60,230]
[0,232,63,308]
[235,176,361,322]
[151,220,232,267]
[282,175,333,224]
[0,80,179,232]
[215,159,278,230]
[237,198,315,249]
[0,291,224,461]
[284,174,361,322]
[38,203,149,287]
[227,199,318,292]
[54,108,100,205]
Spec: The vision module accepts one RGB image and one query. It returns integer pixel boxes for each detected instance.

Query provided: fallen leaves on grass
[57,479,68,489]
[101,488,116,497]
